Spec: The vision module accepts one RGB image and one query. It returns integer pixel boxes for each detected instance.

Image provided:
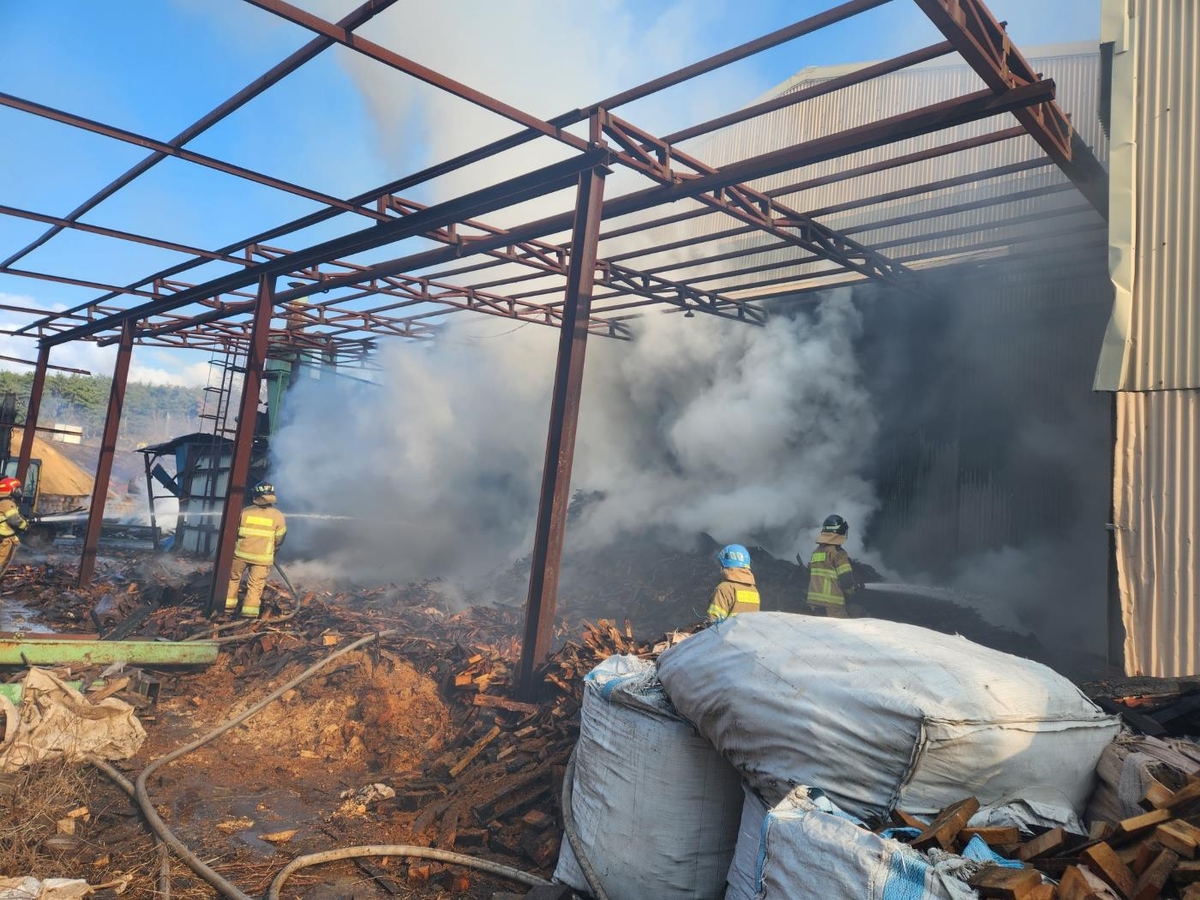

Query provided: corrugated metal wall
[1096,1,1200,392]
[1101,0,1200,676]
[610,49,1108,294]
[1116,390,1200,675]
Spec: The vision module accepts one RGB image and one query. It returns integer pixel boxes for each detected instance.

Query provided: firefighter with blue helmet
[225,481,287,618]
[707,543,761,623]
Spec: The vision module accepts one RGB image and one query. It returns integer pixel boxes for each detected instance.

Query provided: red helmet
[0,477,22,498]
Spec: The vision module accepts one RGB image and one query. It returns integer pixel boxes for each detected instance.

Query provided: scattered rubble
[866,776,1200,900]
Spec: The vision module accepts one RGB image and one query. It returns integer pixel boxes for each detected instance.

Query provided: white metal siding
[1096,0,1200,391]
[609,50,1107,295]
[1116,389,1200,676]
[1099,0,1200,676]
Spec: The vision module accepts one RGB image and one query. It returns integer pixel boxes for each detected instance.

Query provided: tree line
[0,371,205,446]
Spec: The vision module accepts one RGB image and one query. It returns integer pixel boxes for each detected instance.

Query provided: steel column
[207,275,275,614]
[78,321,133,586]
[16,343,50,482]
[516,166,607,699]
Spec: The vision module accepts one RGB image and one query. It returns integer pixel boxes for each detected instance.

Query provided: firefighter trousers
[226,557,269,617]
[0,537,19,578]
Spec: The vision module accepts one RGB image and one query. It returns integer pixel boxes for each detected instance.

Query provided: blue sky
[0,0,1099,383]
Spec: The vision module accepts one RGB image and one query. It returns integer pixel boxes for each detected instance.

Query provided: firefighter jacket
[807,532,855,609]
[0,498,28,540]
[707,566,761,622]
[233,501,287,565]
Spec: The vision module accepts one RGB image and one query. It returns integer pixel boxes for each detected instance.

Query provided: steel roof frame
[0,0,1110,688]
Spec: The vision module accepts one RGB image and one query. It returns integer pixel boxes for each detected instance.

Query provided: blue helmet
[718,544,751,569]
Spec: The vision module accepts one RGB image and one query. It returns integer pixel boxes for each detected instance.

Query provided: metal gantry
[0,0,1108,695]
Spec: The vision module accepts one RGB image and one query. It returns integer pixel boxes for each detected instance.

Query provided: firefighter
[707,543,761,623]
[806,514,858,618]
[0,477,28,577]
[225,481,287,618]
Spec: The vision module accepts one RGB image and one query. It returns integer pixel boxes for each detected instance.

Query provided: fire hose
[113,627,550,900]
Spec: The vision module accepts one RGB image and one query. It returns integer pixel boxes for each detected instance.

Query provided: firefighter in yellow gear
[707,543,761,623]
[0,477,29,577]
[806,514,858,618]
[225,481,287,618]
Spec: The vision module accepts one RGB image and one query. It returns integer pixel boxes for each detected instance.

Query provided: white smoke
[270,290,878,582]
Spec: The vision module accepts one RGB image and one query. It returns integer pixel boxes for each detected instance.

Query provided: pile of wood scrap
[377,618,670,868]
[887,775,1200,899]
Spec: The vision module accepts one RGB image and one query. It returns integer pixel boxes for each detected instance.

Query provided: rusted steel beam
[0,0,398,272]
[15,344,50,483]
[535,125,1028,264]
[44,151,606,346]
[78,321,133,587]
[517,166,607,700]
[0,353,86,375]
[0,92,382,224]
[913,0,1108,217]
[208,276,275,615]
[664,40,954,144]
[245,0,590,152]
[0,203,251,265]
[16,0,886,341]
[279,83,1055,307]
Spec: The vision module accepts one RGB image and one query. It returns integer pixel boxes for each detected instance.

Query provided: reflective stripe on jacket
[234,503,287,565]
[807,542,854,608]
[707,567,761,621]
[0,498,28,540]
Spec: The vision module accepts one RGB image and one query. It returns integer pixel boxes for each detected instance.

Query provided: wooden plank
[1140,781,1174,811]
[967,865,1043,899]
[472,694,540,715]
[1132,841,1165,877]
[449,725,501,779]
[1154,819,1200,858]
[1080,842,1137,898]
[1168,779,1200,813]
[1174,859,1200,884]
[1116,810,1174,842]
[87,675,131,702]
[913,797,981,851]
[1058,865,1110,900]
[1017,827,1068,862]
[891,809,930,830]
[1131,848,1179,900]
[962,826,1022,846]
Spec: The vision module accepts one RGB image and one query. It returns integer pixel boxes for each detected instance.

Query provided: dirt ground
[0,551,579,900]
[0,536,1102,900]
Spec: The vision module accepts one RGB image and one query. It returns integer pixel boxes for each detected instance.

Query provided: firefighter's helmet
[0,477,22,499]
[821,514,849,536]
[718,544,751,569]
[252,481,276,502]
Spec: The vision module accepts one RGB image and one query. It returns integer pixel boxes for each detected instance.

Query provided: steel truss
[0,0,1109,689]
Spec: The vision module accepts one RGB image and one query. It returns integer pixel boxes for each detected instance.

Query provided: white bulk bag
[753,788,980,900]
[554,655,743,900]
[726,786,771,900]
[657,613,1120,820]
